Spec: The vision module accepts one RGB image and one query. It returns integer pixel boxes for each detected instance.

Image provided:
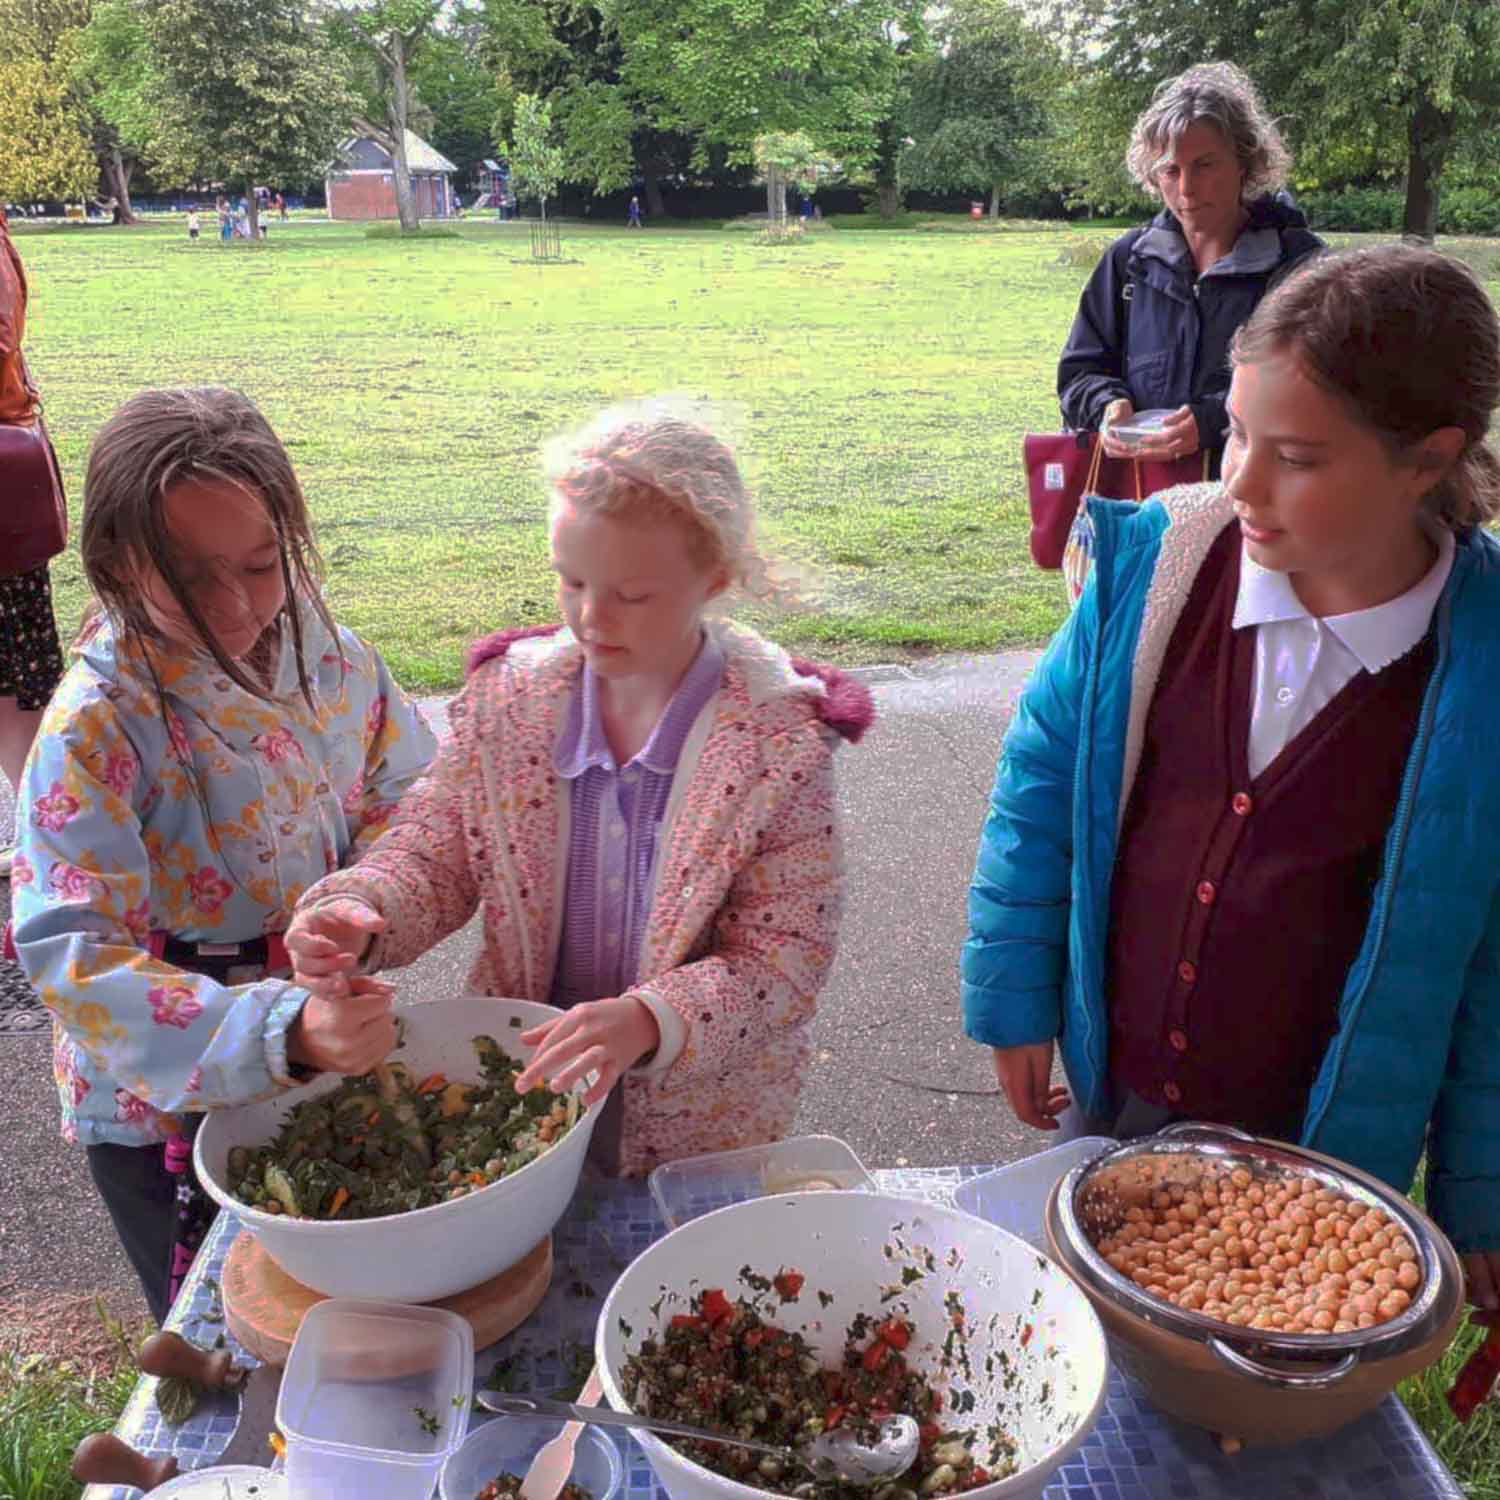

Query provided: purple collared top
[551,632,726,1009]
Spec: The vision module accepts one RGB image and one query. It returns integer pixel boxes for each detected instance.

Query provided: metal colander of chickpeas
[1043,1124,1466,1446]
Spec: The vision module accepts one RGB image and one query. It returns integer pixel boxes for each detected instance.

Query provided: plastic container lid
[1107,409,1175,444]
[147,1470,287,1499]
[953,1138,1118,1251]
[277,1297,473,1483]
[439,1415,624,1500]
[649,1135,874,1230]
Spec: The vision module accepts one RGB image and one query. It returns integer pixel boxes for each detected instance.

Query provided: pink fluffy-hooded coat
[299,621,874,1174]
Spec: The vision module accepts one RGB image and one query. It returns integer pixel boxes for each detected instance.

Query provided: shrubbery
[1298,185,1500,236]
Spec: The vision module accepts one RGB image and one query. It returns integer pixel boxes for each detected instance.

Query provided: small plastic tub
[648,1135,873,1229]
[439,1415,625,1500]
[1107,408,1175,446]
[954,1138,1117,1251]
[277,1297,473,1500]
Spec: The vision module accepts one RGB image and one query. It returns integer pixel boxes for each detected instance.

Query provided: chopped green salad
[228,1035,581,1220]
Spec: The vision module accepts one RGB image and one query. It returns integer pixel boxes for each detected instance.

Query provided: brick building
[326,130,458,221]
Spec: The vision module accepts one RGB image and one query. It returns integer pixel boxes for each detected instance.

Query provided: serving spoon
[478,1392,920,1487]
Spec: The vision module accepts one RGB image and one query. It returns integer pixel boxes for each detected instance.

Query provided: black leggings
[87,1117,212,1327]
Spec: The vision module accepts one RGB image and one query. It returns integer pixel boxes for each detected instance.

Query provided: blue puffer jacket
[962,484,1500,1253]
[1057,197,1324,471]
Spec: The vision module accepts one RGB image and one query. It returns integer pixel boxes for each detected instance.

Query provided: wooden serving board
[223,1233,553,1368]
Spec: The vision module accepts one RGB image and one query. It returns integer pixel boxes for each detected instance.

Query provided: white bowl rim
[195,996,603,1235]
[594,1189,1111,1500]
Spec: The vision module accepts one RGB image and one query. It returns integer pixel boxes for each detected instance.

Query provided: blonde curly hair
[544,400,799,606]
[1127,62,1292,202]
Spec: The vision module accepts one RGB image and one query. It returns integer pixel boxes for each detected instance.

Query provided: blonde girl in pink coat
[285,407,873,1173]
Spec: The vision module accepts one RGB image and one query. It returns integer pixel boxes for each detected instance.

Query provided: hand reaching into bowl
[286,896,386,999]
[516,996,660,1107]
[287,973,398,1076]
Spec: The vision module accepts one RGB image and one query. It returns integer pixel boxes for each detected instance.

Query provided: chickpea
[1397,1261,1421,1291]
[1333,1320,1355,1333]
[1327,1248,1349,1274]
[1312,1310,1335,1331]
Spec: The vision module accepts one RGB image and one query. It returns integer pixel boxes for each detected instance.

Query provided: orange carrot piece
[328,1186,350,1218]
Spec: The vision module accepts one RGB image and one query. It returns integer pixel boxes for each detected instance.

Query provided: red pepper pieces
[773,1269,806,1300]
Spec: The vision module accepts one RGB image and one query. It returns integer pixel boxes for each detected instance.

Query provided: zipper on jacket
[1302,569,1454,1142]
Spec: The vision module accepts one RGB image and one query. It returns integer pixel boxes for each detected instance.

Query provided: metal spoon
[478,1392,920,1486]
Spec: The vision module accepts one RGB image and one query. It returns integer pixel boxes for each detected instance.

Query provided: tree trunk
[765,163,782,224]
[1402,93,1452,242]
[247,190,260,240]
[105,147,138,225]
[386,33,421,232]
[644,171,666,219]
[989,184,1001,220]
[877,180,900,218]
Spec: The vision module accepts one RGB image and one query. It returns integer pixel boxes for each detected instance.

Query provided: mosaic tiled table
[84,1166,1465,1500]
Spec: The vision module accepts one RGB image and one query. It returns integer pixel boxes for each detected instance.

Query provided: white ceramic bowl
[596,1192,1109,1500]
[196,996,601,1301]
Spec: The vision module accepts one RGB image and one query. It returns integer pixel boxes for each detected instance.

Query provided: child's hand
[515,997,661,1108]
[286,897,385,997]
[287,974,398,1077]
[991,1042,1071,1131]
[1464,1251,1500,1323]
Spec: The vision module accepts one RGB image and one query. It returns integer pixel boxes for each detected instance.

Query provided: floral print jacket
[301,621,874,1175]
[12,605,436,1147]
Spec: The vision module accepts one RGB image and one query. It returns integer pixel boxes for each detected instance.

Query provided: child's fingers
[545,1044,609,1098]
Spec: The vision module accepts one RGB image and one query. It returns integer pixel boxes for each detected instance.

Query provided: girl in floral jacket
[11,388,435,1320]
[288,407,874,1174]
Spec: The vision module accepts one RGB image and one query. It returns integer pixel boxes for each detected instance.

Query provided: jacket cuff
[264,983,314,1086]
[628,988,687,1079]
[961,983,1061,1049]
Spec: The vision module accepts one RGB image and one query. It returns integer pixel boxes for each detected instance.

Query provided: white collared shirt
[1231,529,1453,779]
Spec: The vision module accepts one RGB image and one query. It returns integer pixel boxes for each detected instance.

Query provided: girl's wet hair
[81,386,339,706]
[1232,245,1500,530]
[544,404,799,606]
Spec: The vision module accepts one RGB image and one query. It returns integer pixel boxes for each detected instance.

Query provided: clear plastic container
[277,1297,473,1500]
[649,1135,874,1230]
[953,1138,1117,1251]
[439,1415,624,1500]
[1107,408,1175,446]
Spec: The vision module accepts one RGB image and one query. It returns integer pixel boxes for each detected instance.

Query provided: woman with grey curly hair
[1057,62,1323,478]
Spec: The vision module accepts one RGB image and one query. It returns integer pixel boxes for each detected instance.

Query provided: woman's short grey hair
[1126,62,1292,202]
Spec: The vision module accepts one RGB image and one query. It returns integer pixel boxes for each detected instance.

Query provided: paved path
[0,648,1042,1325]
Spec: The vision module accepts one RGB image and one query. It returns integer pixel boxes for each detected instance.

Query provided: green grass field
[14,214,1113,689]
[18,217,1500,693]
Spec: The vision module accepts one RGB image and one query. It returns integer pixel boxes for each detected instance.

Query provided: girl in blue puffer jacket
[966,244,1500,1321]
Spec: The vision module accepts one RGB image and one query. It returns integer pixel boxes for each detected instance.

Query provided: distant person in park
[275,192,287,221]
[1057,62,1324,479]
[0,207,66,881]
[284,403,874,1176]
[970,245,1500,1319]
[186,208,200,242]
[219,203,233,243]
[627,194,643,228]
[9,387,436,1323]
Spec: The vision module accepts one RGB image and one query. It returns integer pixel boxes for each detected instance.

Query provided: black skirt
[0,563,65,710]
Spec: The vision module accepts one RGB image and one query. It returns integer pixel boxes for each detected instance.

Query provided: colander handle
[1208,1338,1360,1389]
[1156,1121,1256,1144]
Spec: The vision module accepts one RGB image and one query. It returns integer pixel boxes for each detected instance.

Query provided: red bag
[0,413,67,578]
[1024,429,1207,570]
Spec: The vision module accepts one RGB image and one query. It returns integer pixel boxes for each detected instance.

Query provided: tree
[600,0,912,204]
[0,0,154,223]
[331,0,445,232]
[0,54,96,201]
[504,90,565,218]
[753,131,831,226]
[902,0,1058,218]
[406,23,501,183]
[143,0,357,239]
